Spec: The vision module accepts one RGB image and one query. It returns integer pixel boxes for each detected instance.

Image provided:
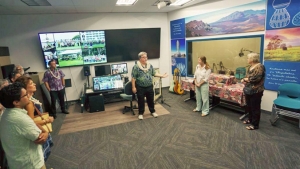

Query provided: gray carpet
[46,88,300,169]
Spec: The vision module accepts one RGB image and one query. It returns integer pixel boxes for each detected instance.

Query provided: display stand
[158,77,171,107]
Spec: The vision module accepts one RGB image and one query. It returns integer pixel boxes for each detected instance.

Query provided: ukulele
[173,68,180,94]
[176,70,184,95]
[169,69,176,92]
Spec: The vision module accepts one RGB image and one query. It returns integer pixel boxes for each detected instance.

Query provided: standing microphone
[24,67,30,71]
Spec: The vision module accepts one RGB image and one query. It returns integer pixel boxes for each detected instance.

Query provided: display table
[181,73,245,106]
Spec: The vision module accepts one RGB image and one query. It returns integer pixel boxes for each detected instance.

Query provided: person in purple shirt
[42,59,69,118]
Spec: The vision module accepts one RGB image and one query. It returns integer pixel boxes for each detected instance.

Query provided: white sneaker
[138,115,143,120]
[151,113,158,118]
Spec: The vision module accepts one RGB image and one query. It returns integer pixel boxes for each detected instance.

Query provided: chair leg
[130,101,135,115]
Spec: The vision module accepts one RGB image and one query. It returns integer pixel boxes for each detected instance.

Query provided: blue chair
[270,83,300,128]
[120,81,138,115]
[235,67,246,79]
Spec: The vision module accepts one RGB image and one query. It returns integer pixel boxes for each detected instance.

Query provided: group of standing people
[0,60,69,169]
[192,53,265,130]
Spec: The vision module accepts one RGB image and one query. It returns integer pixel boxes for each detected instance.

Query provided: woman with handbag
[241,53,265,130]
[193,56,211,117]
[15,76,54,161]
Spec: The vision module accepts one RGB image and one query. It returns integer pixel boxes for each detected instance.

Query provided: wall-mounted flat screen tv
[92,74,123,92]
[38,30,107,68]
[105,28,161,62]
[111,63,128,75]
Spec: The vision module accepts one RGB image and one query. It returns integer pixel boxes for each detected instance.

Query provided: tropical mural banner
[185,1,266,37]
[266,0,300,30]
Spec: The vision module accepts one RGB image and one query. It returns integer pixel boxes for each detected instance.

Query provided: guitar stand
[159,77,171,107]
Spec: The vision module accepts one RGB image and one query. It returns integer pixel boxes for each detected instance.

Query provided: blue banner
[170,19,185,39]
[264,61,300,91]
[266,0,300,30]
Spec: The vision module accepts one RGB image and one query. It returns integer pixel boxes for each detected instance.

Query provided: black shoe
[61,110,69,114]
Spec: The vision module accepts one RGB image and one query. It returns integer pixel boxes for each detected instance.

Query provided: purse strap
[33,104,51,132]
[34,104,43,118]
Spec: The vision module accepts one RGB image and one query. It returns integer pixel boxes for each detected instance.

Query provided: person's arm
[34,132,49,144]
[199,69,211,86]
[132,78,137,94]
[154,72,168,78]
[44,82,50,91]
[61,77,65,87]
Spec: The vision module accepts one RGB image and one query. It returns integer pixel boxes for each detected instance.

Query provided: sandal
[201,114,208,117]
[246,125,258,130]
[243,120,251,124]
[193,109,199,112]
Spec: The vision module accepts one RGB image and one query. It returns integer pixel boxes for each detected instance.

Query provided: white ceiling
[0,0,220,15]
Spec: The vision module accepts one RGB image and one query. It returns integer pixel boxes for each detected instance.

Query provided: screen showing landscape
[39,30,107,68]
[92,74,123,92]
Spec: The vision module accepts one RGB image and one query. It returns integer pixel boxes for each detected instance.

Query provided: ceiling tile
[47,0,74,6]
[72,0,95,6]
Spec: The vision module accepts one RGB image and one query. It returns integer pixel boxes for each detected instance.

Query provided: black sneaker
[61,110,69,114]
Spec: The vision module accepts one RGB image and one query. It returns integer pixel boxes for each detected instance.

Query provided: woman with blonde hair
[241,53,265,130]
[193,56,211,116]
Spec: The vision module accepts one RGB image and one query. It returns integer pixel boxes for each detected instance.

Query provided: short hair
[0,79,9,90]
[247,53,260,63]
[48,59,56,66]
[0,82,24,108]
[14,76,32,89]
[138,52,147,59]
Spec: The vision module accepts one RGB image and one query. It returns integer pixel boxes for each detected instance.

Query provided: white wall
[0,13,170,101]
[168,0,276,111]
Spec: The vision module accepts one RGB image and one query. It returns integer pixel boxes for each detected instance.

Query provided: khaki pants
[41,163,47,169]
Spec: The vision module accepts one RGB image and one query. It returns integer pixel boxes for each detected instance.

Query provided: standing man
[132,52,168,120]
[0,83,48,169]
[43,59,69,119]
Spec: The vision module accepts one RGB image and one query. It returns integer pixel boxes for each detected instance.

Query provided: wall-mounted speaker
[1,64,15,79]
[83,66,91,76]
[89,94,105,113]
[65,79,72,88]
[0,47,10,56]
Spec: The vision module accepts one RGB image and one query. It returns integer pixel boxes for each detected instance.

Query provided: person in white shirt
[193,56,211,116]
[0,83,48,169]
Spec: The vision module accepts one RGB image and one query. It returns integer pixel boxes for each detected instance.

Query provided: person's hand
[34,132,49,144]
[161,73,168,78]
[132,87,137,94]
[48,116,54,123]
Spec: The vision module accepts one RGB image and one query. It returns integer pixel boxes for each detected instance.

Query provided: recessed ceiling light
[170,0,194,6]
[116,0,138,6]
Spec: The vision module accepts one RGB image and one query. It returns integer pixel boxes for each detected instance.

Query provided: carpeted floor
[46,88,300,169]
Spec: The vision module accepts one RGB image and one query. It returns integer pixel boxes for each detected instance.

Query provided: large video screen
[105,28,161,62]
[39,30,107,68]
[92,74,123,92]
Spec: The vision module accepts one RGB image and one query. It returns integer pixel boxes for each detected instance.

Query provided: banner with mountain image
[185,1,266,37]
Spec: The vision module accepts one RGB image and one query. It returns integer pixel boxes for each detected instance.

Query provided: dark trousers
[245,91,263,127]
[50,88,66,115]
[136,85,155,115]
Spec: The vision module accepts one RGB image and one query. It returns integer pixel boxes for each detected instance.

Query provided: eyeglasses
[141,57,148,59]
[20,92,28,99]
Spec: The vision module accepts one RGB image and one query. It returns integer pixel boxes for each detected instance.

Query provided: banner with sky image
[171,39,186,58]
[185,0,266,37]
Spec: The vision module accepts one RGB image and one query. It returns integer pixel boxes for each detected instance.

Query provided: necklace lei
[49,69,60,79]
[137,61,150,72]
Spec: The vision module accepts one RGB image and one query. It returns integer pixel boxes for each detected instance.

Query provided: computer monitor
[111,63,128,75]
[94,64,111,76]
[92,74,123,92]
